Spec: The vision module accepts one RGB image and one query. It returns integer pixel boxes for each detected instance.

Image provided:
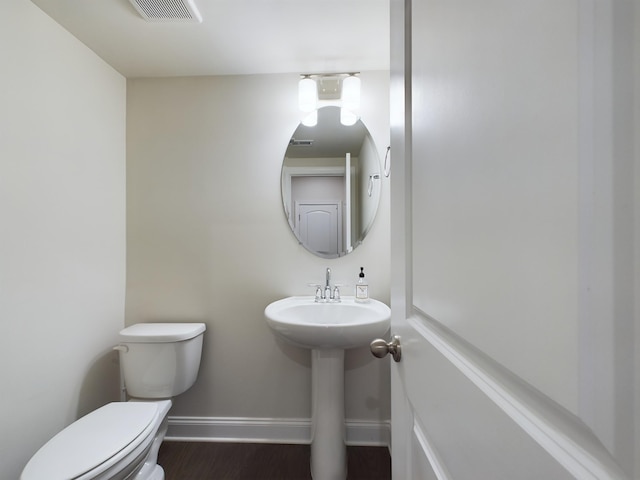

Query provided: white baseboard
[165,416,390,447]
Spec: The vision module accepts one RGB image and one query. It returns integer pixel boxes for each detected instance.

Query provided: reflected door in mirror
[297,203,341,256]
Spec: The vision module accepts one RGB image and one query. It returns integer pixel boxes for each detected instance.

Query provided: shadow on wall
[76,349,121,418]
[271,336,313,368]
[345,340,390,416]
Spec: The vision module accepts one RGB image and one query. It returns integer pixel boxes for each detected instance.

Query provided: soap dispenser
[355,267,369,302]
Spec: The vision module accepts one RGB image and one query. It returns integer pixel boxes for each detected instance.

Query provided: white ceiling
[30,0,390,78]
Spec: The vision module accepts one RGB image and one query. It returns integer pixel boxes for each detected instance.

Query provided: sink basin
[264,296,390,349]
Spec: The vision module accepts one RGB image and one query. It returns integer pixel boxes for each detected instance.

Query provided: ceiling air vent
[289,139,314,147]
[128,0,202,23]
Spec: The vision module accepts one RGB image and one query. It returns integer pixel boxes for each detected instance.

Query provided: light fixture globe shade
[301,110,318,127]
[298,77,317,113]
[341,75,360,112]
[340,108,358,126]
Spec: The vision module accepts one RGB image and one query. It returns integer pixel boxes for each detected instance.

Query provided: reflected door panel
[297,203,341,256]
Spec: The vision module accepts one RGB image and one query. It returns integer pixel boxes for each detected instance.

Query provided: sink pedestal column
[310,348,347,480]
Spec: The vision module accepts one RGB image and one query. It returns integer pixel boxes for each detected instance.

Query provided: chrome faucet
[325,267,332,299]
[314,267,340,302]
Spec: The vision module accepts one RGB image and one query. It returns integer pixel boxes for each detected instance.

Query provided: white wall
[0,1,126,478]
[126,72,390,435]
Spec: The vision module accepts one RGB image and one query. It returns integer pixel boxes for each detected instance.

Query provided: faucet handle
[307,283,324,302]
[333,286,341,302]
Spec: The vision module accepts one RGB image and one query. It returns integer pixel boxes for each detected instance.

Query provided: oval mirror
[281,106,382,258]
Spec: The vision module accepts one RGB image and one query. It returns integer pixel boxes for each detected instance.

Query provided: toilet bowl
[22,323,206,480]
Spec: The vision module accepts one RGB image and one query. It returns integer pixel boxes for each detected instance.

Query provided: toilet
[21,322,206,480]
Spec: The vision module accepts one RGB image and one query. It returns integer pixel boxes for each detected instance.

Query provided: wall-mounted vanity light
[298,73,361,127]
[299,76,317,112]
[340,74,360,126]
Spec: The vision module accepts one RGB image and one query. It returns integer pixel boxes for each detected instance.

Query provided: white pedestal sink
[264,296,390,480]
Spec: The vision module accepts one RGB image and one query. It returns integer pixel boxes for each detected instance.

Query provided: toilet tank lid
[118,323,206,343]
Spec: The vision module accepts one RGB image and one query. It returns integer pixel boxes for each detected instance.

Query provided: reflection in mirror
[281,106,382,258]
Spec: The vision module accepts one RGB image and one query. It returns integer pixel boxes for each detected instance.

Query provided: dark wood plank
[158,441,390,480]
[346,446,392,480]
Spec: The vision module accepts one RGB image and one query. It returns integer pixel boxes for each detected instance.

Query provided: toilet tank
[117,323,206,399]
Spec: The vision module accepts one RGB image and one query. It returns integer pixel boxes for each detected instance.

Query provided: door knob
[370,335,401,362]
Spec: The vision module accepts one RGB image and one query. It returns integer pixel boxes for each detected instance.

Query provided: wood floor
[157,441,391,480]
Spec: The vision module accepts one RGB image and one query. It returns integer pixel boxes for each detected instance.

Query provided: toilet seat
[22,401,170,480]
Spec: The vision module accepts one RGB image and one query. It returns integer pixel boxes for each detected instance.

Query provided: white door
[385,0,633,478]
[297,202,342,256]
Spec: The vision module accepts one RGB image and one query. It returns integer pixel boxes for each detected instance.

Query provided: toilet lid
[22,402,159,480]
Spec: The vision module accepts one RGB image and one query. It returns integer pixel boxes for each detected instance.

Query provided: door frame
[281,165,345,230]
[389,0,413,477]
